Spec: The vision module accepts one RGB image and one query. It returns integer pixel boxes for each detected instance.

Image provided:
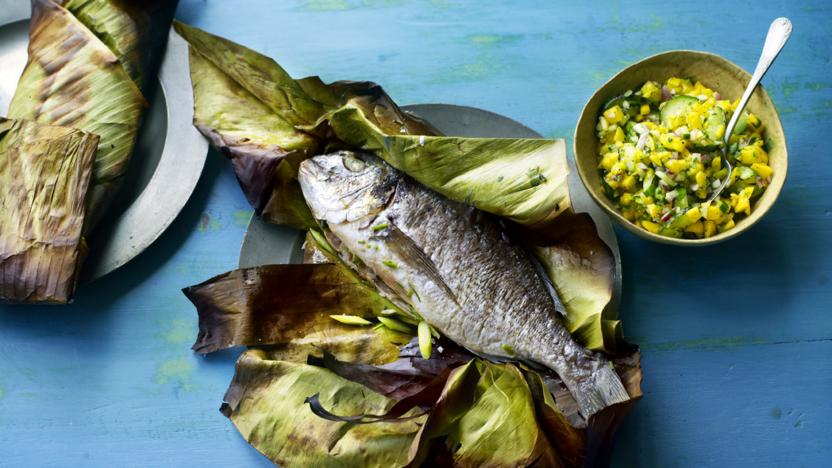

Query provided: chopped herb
[382,260,398,269]
[371,222,389,232]
[527,167,547,188]
[329,314,372,326]
[501,344,516,355]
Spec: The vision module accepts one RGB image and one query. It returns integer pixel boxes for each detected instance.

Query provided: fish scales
[299,151,629,418]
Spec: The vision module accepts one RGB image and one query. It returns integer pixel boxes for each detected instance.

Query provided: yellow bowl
[573,50,788,246]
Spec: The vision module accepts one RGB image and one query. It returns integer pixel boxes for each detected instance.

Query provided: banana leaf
[533,214,629,354]
[0,118,99,303]
[408,360,562,467]
[221,350,425,467]
[173,22,437,228]
[8,0,176,225]
[56,0,178,90]
[176,23,571,229]
[182,264,410,362]
[313,104,571,227]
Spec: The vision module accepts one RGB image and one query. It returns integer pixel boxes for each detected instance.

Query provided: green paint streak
[161,319,193,344]
[432,57,505,84]
[466,34,523,46]
[776,105,798,115]
[781,81,799,99]
[602,14,664,33]
[233,209,254,227]
[804,82,832,91]
[643,336,766,352]
[197,212,221,232]
[303,0,352,11]
[154,359,195,392]
[771,407,782,419]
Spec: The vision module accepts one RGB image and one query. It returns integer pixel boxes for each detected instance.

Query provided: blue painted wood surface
[1,1,830,466]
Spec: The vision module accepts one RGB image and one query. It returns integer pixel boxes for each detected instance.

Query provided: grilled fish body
[299,151,629,418]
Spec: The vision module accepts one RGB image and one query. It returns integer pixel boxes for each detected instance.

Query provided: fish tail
[573,363,631,419]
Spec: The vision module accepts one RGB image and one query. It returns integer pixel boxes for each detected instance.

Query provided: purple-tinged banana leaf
[221,350,426,467]
[173,22,437,229]
[533,213,629,354]
[8,0,177,226]
[308,340,471,402]
[314,104,571,227]
[182,264,410,362]
[0,119,99,303]
[524,350,643,467]
[408,360,562,467]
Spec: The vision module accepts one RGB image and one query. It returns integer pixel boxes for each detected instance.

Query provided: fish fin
[574,363,631,418]
[384,225,460,305]
[527,252,568,316]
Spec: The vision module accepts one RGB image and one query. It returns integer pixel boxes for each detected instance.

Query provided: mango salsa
[596,77,772,239]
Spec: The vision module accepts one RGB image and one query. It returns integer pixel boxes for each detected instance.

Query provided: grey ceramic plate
[238,104,622,308]
[0,3,207,281]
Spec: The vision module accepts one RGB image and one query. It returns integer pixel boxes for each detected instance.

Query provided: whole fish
[299,151,629,418]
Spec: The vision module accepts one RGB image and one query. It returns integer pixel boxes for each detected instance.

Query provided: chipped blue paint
[1,1,830,466]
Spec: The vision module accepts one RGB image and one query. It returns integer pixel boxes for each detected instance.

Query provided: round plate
[237,104,622,307]
[0,3,207,281]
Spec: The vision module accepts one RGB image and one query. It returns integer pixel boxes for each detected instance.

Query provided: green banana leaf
[408,360,562,467]
[221,350,425,467]
[315,104,571,227]
[0,118,99,303]
[533,213,629,354]
[173,22,437,229]
[182,264,410,362]
[175,22,570,228]
[57,0,178,90]
[7,0,173,225]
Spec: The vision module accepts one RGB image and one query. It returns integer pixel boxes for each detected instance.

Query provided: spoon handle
[724,17,792,143]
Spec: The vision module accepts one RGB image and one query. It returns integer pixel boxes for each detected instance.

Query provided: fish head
[298,151,397,224]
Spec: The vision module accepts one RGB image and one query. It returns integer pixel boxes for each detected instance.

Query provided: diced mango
[604,105,625,124]
[641,220,661,233]
[706,204,722,221]
[751,162,773,179]
[665,159,689,173]
[695,171,708,188]
[739,145,768,165]
[613,126,625,143]
[640,104,651,115]
[641,81,662,102]
[620,193,634,206]
[659,134,687,152]
[685,208,702,222]
[704,220,717,237]
[621,175,637,192]
[719,218,736,232]
[599,152,619,170]
[649,152,664,167]
[686,221,704,235]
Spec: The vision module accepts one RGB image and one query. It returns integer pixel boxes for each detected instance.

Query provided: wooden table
[1,1,830,466]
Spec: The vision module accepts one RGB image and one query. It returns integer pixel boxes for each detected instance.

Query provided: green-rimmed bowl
[574,50,787,245]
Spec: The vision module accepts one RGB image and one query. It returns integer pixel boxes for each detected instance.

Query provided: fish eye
[343,156,366,172]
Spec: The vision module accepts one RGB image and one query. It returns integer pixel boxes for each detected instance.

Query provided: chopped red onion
[662,85,671,101]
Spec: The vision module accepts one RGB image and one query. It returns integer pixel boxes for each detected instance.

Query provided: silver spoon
[707,17,792,204]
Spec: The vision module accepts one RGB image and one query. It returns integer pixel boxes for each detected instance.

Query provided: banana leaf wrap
[183,259,642,467]
[8,0,178,225]
[531,213,631,354]
[0,118,99,303]
[175,22,571,228]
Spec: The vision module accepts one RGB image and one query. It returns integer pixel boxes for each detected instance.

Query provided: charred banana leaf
[8,0,177,225]
[0,119,99,303]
